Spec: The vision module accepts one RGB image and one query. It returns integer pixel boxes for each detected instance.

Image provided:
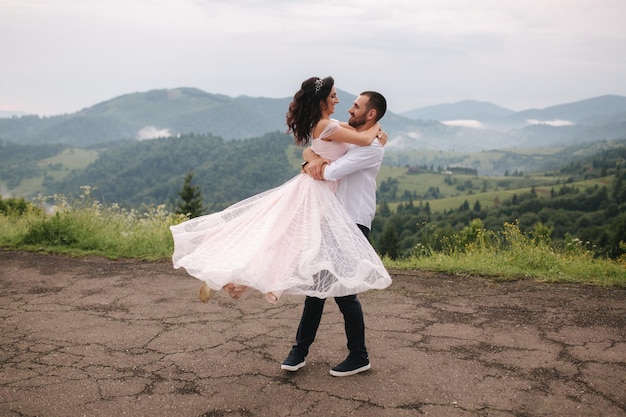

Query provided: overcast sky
[1,0,625,116]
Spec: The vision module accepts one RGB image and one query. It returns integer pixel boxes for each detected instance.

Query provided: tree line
[371,147,626,260]
[2,133,625,259]
[0,140,66,188]
[45,132,298,210]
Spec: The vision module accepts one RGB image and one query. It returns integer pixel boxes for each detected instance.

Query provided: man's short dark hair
[361,91,387,122]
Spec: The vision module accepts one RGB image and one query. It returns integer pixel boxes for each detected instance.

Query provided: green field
[1,141,620,215]
[376,164,586,213]
[5,148,98,197]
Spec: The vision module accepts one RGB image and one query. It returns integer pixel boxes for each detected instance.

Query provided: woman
[170,76,391,303]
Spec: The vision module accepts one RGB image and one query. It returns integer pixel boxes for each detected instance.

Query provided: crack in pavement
[0,250,625,417]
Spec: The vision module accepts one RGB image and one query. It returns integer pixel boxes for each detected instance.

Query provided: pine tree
[175,172,205,218]
[378,222,399,259]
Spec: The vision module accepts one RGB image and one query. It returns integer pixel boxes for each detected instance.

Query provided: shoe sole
[329,363,371,377]
[281,361,305,372]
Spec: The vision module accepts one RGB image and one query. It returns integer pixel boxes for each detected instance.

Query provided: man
[281,91,387,377]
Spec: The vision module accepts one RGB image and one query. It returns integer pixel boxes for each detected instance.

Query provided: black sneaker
[329,356,370,377]
[281,348,306,372]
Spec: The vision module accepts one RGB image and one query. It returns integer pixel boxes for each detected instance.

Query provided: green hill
[2,136,625,259]
[0,88,339,146]
[45,132,300,209]
[370,143,626,260]
[2,88,625,151]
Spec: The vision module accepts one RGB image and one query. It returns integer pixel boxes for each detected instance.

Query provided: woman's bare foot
[223,283,248,300]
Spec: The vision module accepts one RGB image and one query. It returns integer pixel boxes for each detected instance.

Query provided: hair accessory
[314,78,324,94]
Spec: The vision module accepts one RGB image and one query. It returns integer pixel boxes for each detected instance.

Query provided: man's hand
[302,147,329,180]
[304,157,330,180]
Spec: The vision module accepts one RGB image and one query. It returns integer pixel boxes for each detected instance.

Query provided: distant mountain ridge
[1,89,625,151]
[401,95,626,127]
[401,100,515,123]
[503,95,626,126]
[0,88,296,146]
[0,110,27,118]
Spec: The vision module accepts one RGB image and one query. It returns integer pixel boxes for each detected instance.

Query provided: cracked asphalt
[1,249,625,417]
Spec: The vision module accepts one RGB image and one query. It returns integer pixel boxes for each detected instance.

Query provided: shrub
[0,196,39,216]
[21,212,79,246]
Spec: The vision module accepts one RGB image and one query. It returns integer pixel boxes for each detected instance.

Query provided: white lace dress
[170,119,391,303]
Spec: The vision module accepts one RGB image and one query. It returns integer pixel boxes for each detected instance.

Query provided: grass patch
[1,187,183,260]
[387,221,626,287]
[388,248,625,287]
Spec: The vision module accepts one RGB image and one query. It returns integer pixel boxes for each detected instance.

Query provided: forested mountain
[46,132,299,209]
[370,144,626,260]
[0,142,66,189]
[2,132,625,259]
[0,88,294,146]
[3,135,625,206]
[1,88,625,151]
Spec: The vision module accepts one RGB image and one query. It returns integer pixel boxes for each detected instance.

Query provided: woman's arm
[302,147,320,162]
[302,147,330,166]
[339,121,387,146]
[317,119,380,146]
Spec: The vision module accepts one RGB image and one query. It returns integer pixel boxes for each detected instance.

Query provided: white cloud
[442,120,483,128]
[136,126,172,140]
[526,119,575,127]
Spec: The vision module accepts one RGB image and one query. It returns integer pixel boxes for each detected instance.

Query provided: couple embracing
[171,76,391,377]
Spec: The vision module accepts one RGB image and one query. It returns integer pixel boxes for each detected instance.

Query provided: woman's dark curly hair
[286,76,334,147]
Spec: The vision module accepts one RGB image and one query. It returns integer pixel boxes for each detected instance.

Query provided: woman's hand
[376,128,388,146]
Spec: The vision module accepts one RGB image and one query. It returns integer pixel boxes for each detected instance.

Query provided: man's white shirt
[323,139,384,229]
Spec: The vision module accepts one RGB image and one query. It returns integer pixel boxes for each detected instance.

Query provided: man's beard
[348,113,367,129]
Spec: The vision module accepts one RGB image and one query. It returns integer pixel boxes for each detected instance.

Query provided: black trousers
[292,224,370,361]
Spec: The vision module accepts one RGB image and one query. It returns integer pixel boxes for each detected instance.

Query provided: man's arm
[303,140,384,180]
[302,128,387,179]
[302,148,329,179]
[323,139,384,181]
